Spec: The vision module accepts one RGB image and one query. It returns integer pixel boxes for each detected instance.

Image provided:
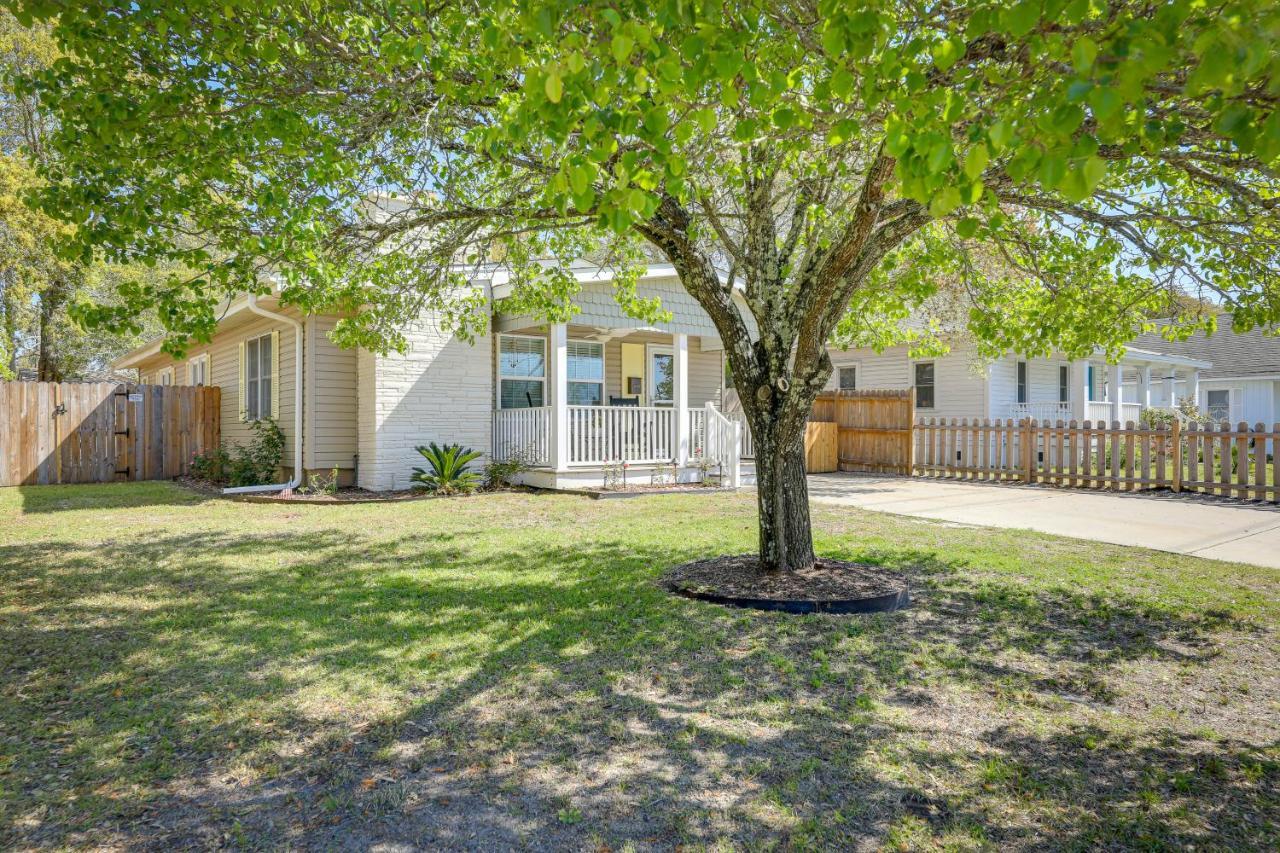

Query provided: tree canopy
[13,0,1280,568]
[0,11,161,380]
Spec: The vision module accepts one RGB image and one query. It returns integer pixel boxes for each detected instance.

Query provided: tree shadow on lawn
[1,524,1274,850]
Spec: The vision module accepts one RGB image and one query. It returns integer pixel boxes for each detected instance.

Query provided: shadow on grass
[0,500,1274,849]
[10,481,212,514]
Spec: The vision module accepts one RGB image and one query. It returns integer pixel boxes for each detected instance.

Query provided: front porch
[490,322,744,489]
[1005,350,1213,424]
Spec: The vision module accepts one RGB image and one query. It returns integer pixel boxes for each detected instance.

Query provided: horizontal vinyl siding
[305,315,358,471]
[603,331,722,408]
[825,343,988,420]
[135,313,301,470]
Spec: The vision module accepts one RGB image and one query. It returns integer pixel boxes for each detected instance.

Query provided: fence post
[1171,419,1182,493]
[1021,418,1034,482]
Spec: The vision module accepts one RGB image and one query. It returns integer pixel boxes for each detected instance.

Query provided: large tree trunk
[36,281,67,383]
[752,417,817,572]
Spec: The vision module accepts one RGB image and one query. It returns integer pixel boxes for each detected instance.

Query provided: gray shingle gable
[1131,317,1280,379]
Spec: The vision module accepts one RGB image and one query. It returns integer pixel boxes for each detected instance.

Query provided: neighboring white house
[114,263,750,492]
[824,339,1211,425]
[1130,318,1280,427]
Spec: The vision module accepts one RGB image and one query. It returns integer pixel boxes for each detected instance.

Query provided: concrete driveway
[807,472,1280,569]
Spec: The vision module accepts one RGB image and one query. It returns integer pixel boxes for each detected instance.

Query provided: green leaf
[929,186,962,217]
[1071,37,1098,73]
[544,71,563,103]
[1082,155,1106,191]
[611,35,634,65]
[963,143,989,180]
[1087,86,1122,120]
[1003,1,1041,37]
[955,217,979,238]
[932,38,963,71]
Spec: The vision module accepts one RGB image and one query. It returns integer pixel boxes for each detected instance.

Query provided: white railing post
[1072,361,1090,421]
[1110,363,1123,423]
[1188,369,1200,408]
[1164,369,1178,409]
[549,323,568,471]
[1139,365,1152,410]
[673,333,689,467]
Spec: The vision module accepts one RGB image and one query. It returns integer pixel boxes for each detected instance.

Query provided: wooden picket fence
[809,389,915,474]
[914,417,1279,502]
[0,382,220,487]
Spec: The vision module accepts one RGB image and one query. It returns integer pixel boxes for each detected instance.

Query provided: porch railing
[567,405,673,464]
[494,403,751,470]
[493,406,550,465]
[1009,402,1072,421]
[1087,401,1143,424]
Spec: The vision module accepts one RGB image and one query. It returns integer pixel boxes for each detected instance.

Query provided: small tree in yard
[14,0,1280,570]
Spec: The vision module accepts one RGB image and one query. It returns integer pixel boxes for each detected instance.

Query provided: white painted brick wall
[357,313,494,491]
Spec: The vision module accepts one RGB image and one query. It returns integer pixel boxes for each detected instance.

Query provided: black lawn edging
[668,583,910,615]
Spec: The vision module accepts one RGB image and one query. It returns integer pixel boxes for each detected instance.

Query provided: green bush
[483,446,534,490]
[227,418,286,487]
[190,444,231,484]
[410,442,483,494]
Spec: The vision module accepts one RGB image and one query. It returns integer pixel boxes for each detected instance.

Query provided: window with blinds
[567,341,604,405]
[499,335,546,408]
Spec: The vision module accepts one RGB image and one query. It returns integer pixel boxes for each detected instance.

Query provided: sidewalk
[806,473,1280,569]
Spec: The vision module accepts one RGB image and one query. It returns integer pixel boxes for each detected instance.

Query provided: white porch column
[1139,365,1152,409]
[1164,369,1177,409]
[1072,361,1090,420]
[1109,363,1123,424]
[1188,369,1200,408]
[673,333,689,466]
[548,322,569,471]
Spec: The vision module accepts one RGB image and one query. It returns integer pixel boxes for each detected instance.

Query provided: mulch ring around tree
[663,555,909,615]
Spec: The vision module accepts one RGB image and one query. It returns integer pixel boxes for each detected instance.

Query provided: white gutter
[222,293,305,495]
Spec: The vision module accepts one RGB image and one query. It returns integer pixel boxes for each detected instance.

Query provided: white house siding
[356,311,494,492]
[988,355,1075,419]
[824,342,989,421]
[1198,378,1277,426]
[135,310,301,472]
[496,278,760,340]
[304,315,358,476]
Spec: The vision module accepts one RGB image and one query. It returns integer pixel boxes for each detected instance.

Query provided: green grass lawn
[1,483,1277,850]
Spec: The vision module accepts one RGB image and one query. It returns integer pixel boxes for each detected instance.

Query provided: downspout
[222,293,305,495]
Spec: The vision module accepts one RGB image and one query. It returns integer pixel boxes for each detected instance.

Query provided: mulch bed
[663,554,909,614]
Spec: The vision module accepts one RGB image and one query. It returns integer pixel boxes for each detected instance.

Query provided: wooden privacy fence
[808,389,914,474]
[0,382,221,487]
[915,417,1280,502]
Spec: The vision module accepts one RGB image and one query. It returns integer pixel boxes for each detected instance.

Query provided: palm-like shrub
[410,443,483,494]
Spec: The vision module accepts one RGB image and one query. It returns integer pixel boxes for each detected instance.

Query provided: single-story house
[112,263,749,491]
[1130,318,1280,426]
[823,339,1211,425]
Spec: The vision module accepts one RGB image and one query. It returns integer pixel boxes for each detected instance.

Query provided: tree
[0,11,163,380]
[14,0,1280,569]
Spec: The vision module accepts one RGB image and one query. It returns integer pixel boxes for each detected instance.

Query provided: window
[567,340,604,405]
[650,348,674,404]
[914,362,935,409]
[244,333,273,420]
[1206,389,1230,422]
[156,367,174,386]
[1087,365,1096,401]
[1059,365,1070,403]
[838,366,857,390]
[1016,361,1028,404]
[499,335,545,408]
[188,354,209,387]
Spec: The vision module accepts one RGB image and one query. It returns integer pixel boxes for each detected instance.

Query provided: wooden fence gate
[808,389,915,474]
[0,382,221,487]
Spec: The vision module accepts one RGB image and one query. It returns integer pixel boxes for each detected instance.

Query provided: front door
[648,345,674,406]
